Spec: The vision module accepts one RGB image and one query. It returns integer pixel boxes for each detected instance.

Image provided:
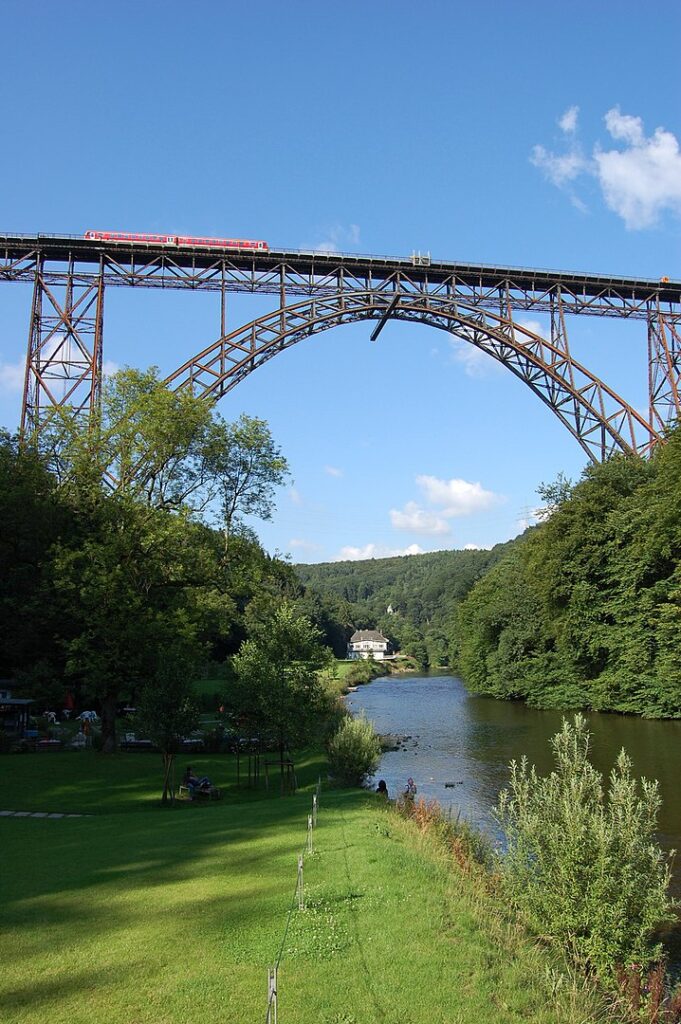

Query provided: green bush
[327,712,381,786]
[345,660,381,686]
[496,715,673,979]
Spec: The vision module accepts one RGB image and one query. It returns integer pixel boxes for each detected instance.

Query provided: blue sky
[1,0,680,562]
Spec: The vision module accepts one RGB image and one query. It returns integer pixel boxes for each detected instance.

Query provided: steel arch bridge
[1,233,680,462]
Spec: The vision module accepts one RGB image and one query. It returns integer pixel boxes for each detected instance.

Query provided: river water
[347,672,681,895]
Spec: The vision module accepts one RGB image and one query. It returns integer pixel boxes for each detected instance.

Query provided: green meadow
[1,751,601,1024]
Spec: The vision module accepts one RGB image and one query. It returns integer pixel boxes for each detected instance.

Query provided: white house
[347,629,390,661]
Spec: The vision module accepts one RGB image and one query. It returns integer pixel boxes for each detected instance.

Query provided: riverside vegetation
[334,710,679,1021]
[454,425,681,717]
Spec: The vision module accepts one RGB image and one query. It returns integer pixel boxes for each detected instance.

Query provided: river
[347,672,681,895]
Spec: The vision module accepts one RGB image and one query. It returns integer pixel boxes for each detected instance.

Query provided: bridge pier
[21,258,105,440]
[648,307,681,441]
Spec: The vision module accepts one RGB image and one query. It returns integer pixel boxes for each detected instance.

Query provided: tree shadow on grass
[1,962,138,1012]
[0,746,327,815]
[0,788,364,957]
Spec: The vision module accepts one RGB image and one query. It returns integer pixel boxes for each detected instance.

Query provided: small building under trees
[347,630,390,661]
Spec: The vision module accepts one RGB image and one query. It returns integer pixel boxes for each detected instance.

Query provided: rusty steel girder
[167,291,661,463]
[21,259,104,439]
[1,234,679,454]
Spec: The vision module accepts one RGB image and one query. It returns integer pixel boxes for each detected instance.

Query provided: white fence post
[266,965,278,1024]
[297,855,304,910]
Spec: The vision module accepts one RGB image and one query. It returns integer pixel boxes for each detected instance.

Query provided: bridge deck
[1,233,679,306]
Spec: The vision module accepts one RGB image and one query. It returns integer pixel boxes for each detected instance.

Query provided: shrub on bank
[345,659,382,686]
[327,712,381,785]
[495,715,674,981]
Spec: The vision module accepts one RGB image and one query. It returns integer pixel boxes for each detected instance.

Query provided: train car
[84,231,176,244]
[84,230,268,251]
[176,235,268,250]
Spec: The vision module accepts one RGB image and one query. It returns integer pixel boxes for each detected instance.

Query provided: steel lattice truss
[1,234,680,459]
[168,292,659,463]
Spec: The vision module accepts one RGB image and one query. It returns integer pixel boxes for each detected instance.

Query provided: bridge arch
[166,291,661,463]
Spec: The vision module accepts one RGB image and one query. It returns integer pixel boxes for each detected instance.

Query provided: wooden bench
[178,784,222,801]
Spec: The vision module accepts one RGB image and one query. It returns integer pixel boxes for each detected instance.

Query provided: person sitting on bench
[182,766,212,799]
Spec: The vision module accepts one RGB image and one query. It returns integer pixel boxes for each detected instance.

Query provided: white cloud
[0,357,25,393]
[516,506,551,532]
[517,318,548,339]
[288,538,322,553]
[595,110,681,228]
[532,106,681,229]
[449,338,501,378]
[416,475,501,517]
[324,464,343,478]
[604,108,643,146]
[388,475,503,543]
[463,542,492,551]
[389,501,451,536]
[531,143,587,187]
[559,105,579,135]
[315,223,361,253]
[102,360,120,378]
[334,542,425,562]
[288,486,303,506]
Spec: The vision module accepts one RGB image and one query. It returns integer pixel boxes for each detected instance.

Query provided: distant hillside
[294,542,516,668]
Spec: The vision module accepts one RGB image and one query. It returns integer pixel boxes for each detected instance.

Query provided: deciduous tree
[231,603,332,787]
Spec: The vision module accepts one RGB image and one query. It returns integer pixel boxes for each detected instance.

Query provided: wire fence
[265,776,322,1024]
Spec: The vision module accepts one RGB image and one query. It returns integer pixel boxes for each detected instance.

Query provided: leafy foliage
[2,370,297,750]
[230,602,332,751]
[0,431,68,681]
[456,426,681,717]
[496,716,673,979]
[326,712,381,785]
[133,658,200,803]
[41,367,289,528]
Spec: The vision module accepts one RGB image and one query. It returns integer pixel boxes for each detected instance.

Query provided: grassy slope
[0,751,598,1024]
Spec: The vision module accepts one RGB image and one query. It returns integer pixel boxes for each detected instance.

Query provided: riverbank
[347,672,681,889]
[0,749,601,1023]
[322,656,417,698]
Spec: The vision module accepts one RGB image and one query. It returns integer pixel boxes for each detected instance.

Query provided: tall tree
[231,603,332,786]
[43,368,289,526]
[40,368,290,750]
[133,657,200,804]
[0,431,69,682]
[52,496,206,751]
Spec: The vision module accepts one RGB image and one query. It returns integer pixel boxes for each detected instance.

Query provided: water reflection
[347,673,681,891]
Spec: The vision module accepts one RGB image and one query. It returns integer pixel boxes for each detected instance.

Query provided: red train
[84,230,268,251]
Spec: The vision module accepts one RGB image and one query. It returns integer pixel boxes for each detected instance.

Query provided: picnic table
[37,739,62,752]
[119,734,154,751]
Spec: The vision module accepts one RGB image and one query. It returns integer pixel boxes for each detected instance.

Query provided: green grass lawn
[0,750,601,1024]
